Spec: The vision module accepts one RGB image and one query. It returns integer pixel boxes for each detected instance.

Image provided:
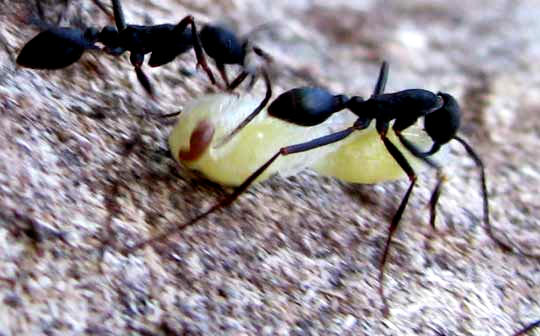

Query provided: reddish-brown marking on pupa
[178,119,215,161]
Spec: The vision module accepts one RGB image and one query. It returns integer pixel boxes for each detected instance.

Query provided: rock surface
[0,0,539,335]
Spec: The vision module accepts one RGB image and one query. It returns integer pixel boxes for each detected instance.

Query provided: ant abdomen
[267,87,349,126]
[200,25,245,65]
[17,27,97,69]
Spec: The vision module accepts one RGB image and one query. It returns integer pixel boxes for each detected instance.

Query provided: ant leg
[55,0,70,25]
[215,70,272,147]
[135,67,153,97]
[121,122,368,254]
[455,136,539,258]
[395,129,441,158]
[454,136,502,247]
[31,0,54,29]
[91,0,114,21]
[394,131,442,229]
[245,74,259,92]
[35,0,45,21]
[371,61,389,97]
[377,122,419,316]
[173,16,216,85]
[111,0,126,31]
[252,45,273,63]
[396,130,441,159]
[216,63,230,87]
[427,171,446,229]
[130,52,154,97]
[228,71,249,91]
[512,319,540,336]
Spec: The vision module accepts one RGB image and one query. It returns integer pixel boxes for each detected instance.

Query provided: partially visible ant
[512,319,540,336]
[123,61,539,314]
[200,23,273,91]
[17,0,273,98]
[433,320,540,336]
[17,0,214,97]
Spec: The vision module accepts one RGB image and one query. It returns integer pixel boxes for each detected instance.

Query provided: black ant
[17,0,273,98]
[17,0,215,97]
[126,61,538,314]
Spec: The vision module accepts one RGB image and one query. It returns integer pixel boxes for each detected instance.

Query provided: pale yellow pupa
[169,93,443,186]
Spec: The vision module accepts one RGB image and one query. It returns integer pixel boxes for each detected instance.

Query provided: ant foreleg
[216,70,272,147]
[227,45,271,92]
[122,124,366,254]
[395,130,441,159]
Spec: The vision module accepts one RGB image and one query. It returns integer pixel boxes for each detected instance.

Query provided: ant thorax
[169,94,445,186]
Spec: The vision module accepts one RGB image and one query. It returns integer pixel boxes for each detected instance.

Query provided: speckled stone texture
[0,0,539,335]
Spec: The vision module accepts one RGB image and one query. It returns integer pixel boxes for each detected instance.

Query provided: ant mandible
[17,0,273,98]
[124,61,533,314]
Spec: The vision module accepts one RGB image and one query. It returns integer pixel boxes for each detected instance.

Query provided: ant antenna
[213,70,272,147]
[454,136,540,258]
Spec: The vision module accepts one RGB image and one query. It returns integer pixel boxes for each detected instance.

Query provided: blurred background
[0,0,539,334]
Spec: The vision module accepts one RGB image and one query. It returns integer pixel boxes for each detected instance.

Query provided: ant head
[402,89,444,116]
[424,92,461,146]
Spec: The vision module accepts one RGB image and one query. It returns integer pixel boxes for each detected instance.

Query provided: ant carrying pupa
[16,0,273,98]
[123,61,539,313]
